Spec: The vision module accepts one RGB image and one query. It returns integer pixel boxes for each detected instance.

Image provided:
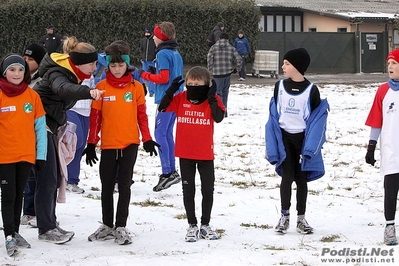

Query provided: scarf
[105,70,132,88]
[388,79,399,91]
[155,39,179,53]
[68,58,92,81]
[0,77,28,97]
[186,85,209,104]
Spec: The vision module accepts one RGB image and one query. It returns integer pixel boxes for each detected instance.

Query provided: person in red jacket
[158,66,225,242]
[84,40,159,245]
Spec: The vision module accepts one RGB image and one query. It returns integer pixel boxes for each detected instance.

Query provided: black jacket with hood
[33,53,93,133]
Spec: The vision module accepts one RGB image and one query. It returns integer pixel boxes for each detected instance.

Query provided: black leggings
[280,130,308,215]
[0,162,33,237]
[99,144,138,228]
[180,158,215,225]
[384,173,399,222]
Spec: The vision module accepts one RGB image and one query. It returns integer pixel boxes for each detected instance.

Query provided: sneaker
[185,224,199,242]
[114,227,132,245]
[275,215,290,234]
[88,224,115,242]
[66,183,85,194]
[384,225,398,245]
[153,172,181,192]
[20,215,35,225]
[28,216,37,228]
[56,226,75,238]
[296,218,314,234]
[14,232,31,248]
[5,235,19,257]
[238,77,245,81]
[38,228,74,244]
[199,224,218,240]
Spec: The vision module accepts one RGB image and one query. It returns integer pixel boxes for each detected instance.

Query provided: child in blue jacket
[265,48,329,235]
[233,30,251,81]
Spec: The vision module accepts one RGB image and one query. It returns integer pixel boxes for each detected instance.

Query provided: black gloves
[139,67,156,77]
[208,80,217,104]
[232,69,237,74]
[167,76,184,94]
[35,160,46,171]
[143,140,161,156]
[141,82,148,96]
[82,143,98,167]
[148,66,156,74]
[365,140,377,166]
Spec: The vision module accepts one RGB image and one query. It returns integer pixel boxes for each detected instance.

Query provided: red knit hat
[386,49,399,62]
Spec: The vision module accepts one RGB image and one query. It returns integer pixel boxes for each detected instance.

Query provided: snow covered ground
[1,81,398,266]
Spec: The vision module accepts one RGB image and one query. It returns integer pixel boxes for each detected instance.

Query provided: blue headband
[2,54,25,75]
[105,54,130,66]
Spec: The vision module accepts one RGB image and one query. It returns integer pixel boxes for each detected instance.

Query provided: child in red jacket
[158,66,225,242]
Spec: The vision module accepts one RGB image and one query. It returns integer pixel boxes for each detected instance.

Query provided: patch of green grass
[308,190,320,195]
[333,161,350,167]
[327,184,333,190]
[215,228,226,239]
[320,234,340,242]
[174,213,187,220]
[240,223,273,229]
[85,194,101,200]
[264,245,286,250]
[91,186,100,191]
[131,198,174,208]
[230,181,249,189]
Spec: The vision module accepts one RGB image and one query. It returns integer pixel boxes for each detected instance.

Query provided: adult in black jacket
[39,25,63,54]
[33,36,103,244]
[211,22,225,43]
[140,27,157,96]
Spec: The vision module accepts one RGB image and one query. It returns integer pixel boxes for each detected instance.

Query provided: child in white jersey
[266,48,329,235]
[365,48,399,245]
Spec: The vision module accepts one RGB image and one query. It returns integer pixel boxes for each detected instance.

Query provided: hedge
[0,0,261,65]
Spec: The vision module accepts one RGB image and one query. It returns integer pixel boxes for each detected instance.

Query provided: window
[263,12,303,32]
[276,15,283,32]
[337,27,347,32]
[309,27,317,32]
[266,15,274,32]
[285,16,292,32]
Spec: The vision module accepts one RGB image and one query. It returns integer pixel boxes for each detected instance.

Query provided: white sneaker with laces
[114,227,132,245]
[20,215,35,225]
[384,225,398,245]
[296,218,314,234]
[66,183,85,194]
[5,235,19,257]
[275,215,290,234]
[185,224,199,242]
[38,228,74,244]
[88,224,115,241]
[199,224,218,240]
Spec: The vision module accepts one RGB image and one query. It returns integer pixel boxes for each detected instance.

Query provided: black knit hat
[23,43,46,66]
[283,48,310,75]
[219,32,229,40]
